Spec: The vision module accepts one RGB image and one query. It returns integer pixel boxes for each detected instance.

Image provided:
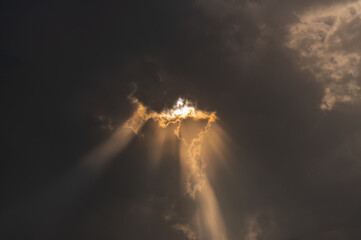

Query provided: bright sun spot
[121,95,227,240]
[177,98,185,107]
[172,98,196,118]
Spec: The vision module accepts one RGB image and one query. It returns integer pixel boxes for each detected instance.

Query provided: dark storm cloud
[1,0,361,240]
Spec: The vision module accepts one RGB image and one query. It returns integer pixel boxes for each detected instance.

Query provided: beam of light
[180,136,228,240]
[197,178,228,240]
[82,99,147,174]
[124,96,217,197]
[0,103,148,239]
[3,92,229,240]
[3,95,227,240]
[124,96,228,240]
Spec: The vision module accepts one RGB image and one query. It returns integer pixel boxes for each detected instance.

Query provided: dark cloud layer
[1,0,361,239]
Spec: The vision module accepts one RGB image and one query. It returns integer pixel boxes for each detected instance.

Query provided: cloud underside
[288,0,361,109]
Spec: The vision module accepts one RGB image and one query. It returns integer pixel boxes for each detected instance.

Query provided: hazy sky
[1,0,361,239]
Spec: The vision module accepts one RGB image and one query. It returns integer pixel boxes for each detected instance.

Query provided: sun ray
[123,96,228,240]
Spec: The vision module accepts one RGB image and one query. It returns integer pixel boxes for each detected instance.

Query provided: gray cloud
[287,0,361,109]
[1,0,361,240]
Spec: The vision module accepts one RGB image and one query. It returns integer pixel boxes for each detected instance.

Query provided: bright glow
[123,96,228,240]
[124,97,217,138]
[166,98,196,118]
[82,105,147,174]
[124,97,218,196]
[177,98,185,107]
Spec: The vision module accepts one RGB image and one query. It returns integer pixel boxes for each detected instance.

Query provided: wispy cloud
[287,0,361,109]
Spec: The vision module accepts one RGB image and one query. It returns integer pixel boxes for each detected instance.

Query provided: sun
[163,98,197,119]
[86,95,228,240]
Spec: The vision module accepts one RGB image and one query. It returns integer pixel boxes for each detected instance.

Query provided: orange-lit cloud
[82,107,146,174]
[124,96,217,197]
[80,94,228,240]
[173,224,197,240]
[123,96,228,240]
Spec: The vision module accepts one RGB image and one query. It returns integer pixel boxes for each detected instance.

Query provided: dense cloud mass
[288,1,361,109]
[1,0,361,240]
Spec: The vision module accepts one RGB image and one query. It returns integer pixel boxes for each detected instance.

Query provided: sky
[1,0,361,239]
